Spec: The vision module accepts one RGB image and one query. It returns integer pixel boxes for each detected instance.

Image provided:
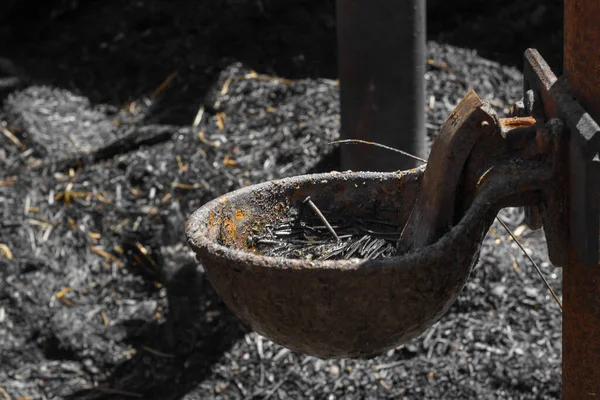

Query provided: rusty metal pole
[336,0,426,172]
[563,0,600,396]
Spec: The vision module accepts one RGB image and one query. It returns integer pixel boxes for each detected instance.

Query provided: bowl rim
[185,167,498,272]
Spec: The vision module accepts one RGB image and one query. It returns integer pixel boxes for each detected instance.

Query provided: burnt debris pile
[0,63,341,399]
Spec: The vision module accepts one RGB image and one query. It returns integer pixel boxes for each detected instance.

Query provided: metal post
[563,0,600,396]
[564,0,600,124]
[336,0,426,172]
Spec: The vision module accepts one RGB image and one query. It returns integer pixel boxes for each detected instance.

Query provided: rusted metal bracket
[518,47,600,398]
[399,90,500,250]
[399,89,555,255]
[522,49,600,269]
[396,50,600,397]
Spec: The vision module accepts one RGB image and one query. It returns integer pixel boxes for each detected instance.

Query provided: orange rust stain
[500,116,536,129]
[222,216,237,240]
[235,209,246,220]
[208,211,217,228]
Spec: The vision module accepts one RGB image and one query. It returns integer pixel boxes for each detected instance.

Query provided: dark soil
[1,1,563,399]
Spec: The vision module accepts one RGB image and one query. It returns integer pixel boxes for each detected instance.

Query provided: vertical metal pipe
[562,164,600,398]
[336,0,426,172]
[564,0,600,123]
[563,0,600,397]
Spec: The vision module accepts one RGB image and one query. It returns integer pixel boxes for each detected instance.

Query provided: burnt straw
[252,203,402,260]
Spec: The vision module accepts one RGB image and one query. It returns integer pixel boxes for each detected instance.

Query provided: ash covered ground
[1,1,563,399]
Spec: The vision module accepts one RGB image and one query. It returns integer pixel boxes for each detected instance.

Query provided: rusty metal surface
[336,0,426,172]
[562,159,600,398]
[525,49,600,161]
[564,0,600,124]
[509,96,544,231]
[523,48,600,268]
[186,148,555,358]
[400,89,549,254]
[563,3,600,395]
[523,47,600,397]
[400,90,499,250]
[522,51,569,266]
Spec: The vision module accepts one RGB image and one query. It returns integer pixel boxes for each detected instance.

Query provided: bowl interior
[200,170,423,260]
[185,168,492,358]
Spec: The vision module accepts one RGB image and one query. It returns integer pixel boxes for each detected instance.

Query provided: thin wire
[496,217,563,310]
[303,196,341,242]
[329,139,428,164]
[338,138,563,311]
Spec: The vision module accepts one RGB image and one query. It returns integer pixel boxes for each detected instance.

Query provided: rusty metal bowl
[185,168,496,359]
